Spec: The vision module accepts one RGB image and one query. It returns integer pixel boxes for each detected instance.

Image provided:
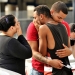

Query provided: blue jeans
[29,68,44,75]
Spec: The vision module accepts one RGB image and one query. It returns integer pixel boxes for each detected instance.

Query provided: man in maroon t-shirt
[26,5,53,75]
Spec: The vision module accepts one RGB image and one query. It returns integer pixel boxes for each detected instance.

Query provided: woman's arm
[7,36,32,59]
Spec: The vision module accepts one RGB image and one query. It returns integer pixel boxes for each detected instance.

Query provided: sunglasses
[70,39,75,46]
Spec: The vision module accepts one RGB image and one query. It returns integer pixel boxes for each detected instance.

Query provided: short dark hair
[69,23,75,32]
[0,14,15,32]
[51,1,68,14]
[34,5,51,18]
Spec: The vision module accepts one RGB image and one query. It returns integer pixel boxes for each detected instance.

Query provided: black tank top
[46,23,72,75]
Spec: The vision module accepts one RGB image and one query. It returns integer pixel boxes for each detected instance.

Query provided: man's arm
[27,41,38,54]
[39,25,47,56]
[56,37,72,58]
[28,40,50,65]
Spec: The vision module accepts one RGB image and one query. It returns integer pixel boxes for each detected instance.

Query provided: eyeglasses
[70,39,75,46]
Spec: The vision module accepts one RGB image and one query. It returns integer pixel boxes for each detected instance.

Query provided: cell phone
[64,65,72,69]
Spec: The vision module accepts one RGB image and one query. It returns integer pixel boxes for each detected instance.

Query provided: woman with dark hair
[0,14,32,75]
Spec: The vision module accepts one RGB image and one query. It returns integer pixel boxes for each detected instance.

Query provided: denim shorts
[29,67,44,75]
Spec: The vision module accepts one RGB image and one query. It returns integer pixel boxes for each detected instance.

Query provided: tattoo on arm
[33,52,48,64]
